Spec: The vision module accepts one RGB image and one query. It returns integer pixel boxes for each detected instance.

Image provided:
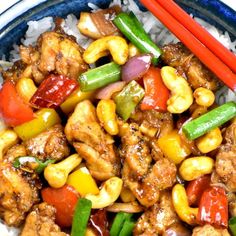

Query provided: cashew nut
[193,87,215,107]
[179,156,214,181]
[0,129,18,160]
[85,177,123,208]
[128,43,140,58]
[96,99,119,135]
[83,36,129,65]
[120,186,136,203]
[172,184,198,225]
[161,66,193,113]
[44,154,82,188]
[196,127,222,153]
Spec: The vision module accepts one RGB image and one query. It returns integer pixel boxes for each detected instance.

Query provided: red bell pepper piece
[30,74,78,108]
[41,184,80,227]
[197,186,228,228]
[89,209,110,235]
[140,67,170,111]
[0,80,34,126]
[186,175,211,206]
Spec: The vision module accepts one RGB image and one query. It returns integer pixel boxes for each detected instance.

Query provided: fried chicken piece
[3,144,26,163]
[65,100,120,181]
[20,203,68,236]
[161,42,221,91]
[78,6,121,39]
[120,122,176,207]
[214,122,236,191]
[20,31,88,84]
[131,108,174,138]
[228,193,236,217]
[24,124,70,162]
[0,162,40,226]
[133,191,180,235]
[1,61,31,83]
[192,224,230,236]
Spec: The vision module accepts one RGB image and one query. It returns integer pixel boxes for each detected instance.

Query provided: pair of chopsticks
[140,0,236,91]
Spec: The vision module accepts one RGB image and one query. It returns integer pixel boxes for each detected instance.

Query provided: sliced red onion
[121,53,153,82]
[95,81,126,100]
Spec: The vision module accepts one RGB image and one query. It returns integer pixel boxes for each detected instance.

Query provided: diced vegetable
[140,67,170,111]
[30,74,78,108]
[71,198,92,236]
[13,156,55,173]
[78,62,121,92]
[14,108,61,140]
[89,209,110,236]
[118,220,135,236]
[0,80,34,126]
[114,80,145,121]
[182,101,236,140]
[197,186,228,227]
[95,81,126,100]
[186,175,211,206]
[60,88,95,114]
[67,166,99,196]
[121,53,152,82]
[113,12,162,65]
[16,77,37,103]
[229,217,236,236]
[157,130,191,164]
[41,184,80,227]
[110,212,133,236]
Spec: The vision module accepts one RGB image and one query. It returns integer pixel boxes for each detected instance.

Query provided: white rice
[0,1,236,235]
[0,220,20,236]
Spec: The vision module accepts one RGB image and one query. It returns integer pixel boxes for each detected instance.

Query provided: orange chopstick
[139,0,236,91]
[155,0,236,74]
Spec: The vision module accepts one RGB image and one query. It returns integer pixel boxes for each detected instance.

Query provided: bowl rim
[0,0,235,59]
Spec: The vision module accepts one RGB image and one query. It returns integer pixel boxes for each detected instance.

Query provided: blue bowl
[0,0,235,59]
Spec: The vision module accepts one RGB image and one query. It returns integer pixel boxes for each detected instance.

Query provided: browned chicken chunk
[214,122,236,191]
[228,193,236,217]
[65,100,120,181]
[133,191,181,235]
[192,224,230,236]
[131,107,174,138]
[3,144,26,163]
[120,122,176,207]
[24,124,70,162]
[161,42,221,91]
[1,61,30,83]
[78,6,121,39]
[20,31,88,83]
[20,203,68,236]
[0,162,40,226]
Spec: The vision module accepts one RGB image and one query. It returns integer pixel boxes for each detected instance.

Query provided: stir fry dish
[1,4,236,236]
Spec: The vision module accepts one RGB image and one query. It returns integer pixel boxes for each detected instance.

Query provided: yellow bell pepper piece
[157,130,191,164]
[16,77,37,104]
[14,108,61,140]
[67,166,99,196]
[60,88,95,114]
